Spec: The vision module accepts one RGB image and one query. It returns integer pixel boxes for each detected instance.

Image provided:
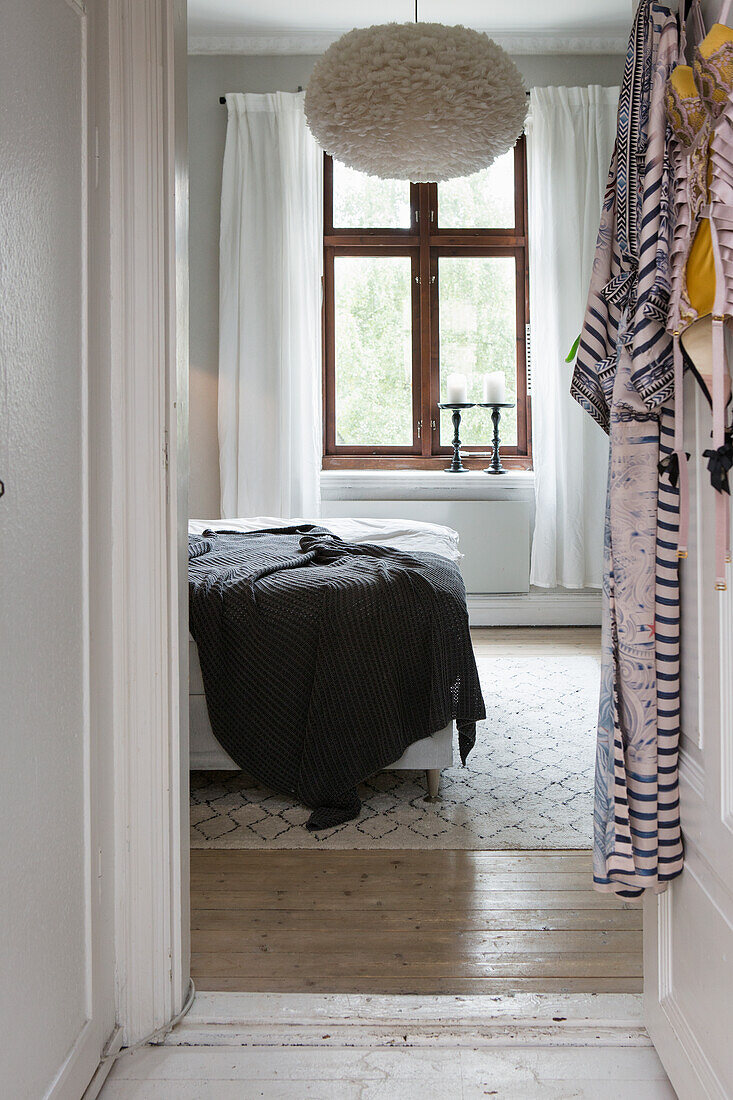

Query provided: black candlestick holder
[438,402,476,472]
[477,402,515,474]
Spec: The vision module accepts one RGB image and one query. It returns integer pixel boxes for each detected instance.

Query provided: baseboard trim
[164,992,649,1049]
[81,1028,124,1100]
[468,590,602,627]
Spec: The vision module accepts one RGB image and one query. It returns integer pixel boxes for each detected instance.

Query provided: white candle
[483,371,506,404]
[446,373,468,404]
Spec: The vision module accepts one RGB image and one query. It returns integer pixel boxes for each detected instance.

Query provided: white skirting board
[467,589,602,627]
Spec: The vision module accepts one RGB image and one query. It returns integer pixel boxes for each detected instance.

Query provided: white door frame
[105,2,641,1047]
[107,9,733,1098]
[107,0,189,1044]
[104,0,648,1045]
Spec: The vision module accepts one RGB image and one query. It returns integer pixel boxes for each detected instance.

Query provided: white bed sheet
[188,516,462,563]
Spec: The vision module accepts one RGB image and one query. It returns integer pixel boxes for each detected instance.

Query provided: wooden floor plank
[190,849,595,872]
[470,626,601,658]
[191,976,644,995]
[190,870,599,893]
[192,928,641,956]
[191,907,643,932]
[192,888,637,912]
[191,951,642,980]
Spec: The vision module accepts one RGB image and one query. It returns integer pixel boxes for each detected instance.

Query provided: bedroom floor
[190,628,642,997]
[191,847,641,994]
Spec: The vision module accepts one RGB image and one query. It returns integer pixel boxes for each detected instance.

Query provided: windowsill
[320,467,535,501]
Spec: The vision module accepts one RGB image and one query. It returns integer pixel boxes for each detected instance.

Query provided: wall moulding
[187,29,628,56]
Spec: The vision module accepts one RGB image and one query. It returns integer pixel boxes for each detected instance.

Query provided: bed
[188,517,484,827]
[189,642,453,797]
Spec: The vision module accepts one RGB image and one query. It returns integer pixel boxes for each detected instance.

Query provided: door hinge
[417,419,422,439]
[163,429,170,471]
[525,323,532,394]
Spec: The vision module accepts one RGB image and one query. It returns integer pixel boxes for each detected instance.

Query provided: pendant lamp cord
[414,0,418,22]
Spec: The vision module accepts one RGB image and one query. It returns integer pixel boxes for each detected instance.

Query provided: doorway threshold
[163,991,649,1049]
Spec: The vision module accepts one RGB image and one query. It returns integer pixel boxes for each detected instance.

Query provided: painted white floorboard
[101,1045,676,1099]
[100,994,675,1097]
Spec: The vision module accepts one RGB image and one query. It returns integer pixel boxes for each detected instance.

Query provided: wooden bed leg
[425,768,441,802]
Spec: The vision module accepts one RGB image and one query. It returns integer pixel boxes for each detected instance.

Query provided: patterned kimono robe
[571,1,685,896]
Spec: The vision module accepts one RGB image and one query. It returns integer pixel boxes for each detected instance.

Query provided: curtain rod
[219,88,531,104]
[219,87,303,103]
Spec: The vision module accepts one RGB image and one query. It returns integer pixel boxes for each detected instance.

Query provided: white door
[644,372,733,1098]
[0,1,116,1097]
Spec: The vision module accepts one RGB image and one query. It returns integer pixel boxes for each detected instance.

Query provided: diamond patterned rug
[190,655,599,850]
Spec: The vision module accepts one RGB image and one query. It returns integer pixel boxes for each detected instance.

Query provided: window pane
[334,255,413,446]
[438,256,518,447]
[332,159,412,229]
[438,150,515,229]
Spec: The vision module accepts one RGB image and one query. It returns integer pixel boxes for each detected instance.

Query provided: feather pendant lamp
[304,5,527,182]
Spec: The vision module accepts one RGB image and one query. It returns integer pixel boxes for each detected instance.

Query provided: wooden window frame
[322,137,532,471]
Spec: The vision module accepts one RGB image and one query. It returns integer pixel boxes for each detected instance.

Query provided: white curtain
[527,86,618,589]
[218,92,323,519]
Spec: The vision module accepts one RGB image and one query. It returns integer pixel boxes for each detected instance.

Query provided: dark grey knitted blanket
[188,526,485,830]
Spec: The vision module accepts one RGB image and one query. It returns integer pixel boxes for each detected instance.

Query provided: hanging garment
[571,1,684,897]
[666,0,733,588]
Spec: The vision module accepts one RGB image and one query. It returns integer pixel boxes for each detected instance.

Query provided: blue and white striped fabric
[571,1,685,896]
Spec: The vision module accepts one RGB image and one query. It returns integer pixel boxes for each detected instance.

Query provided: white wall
[188,51,624,519]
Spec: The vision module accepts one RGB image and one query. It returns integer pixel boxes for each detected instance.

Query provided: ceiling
[188,0,632,53]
